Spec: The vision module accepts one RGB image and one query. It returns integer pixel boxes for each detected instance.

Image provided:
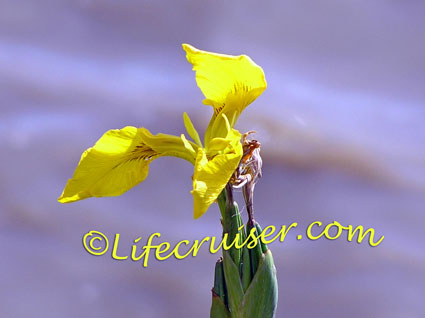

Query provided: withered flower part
[230,131,263,225]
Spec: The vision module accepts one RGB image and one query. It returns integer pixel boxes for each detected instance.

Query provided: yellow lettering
[141,233,161,268]
[277,223,298,242]
[324,221,343,240]
[82,230,109,256]
[246,227,259,249]
[235,225,248,249]
[183,237,211,257]
[222,232,241,251]
[155,242,171,260]
[131,237,143,261]
[307,221,324,240]
[347,226,384,247]
[173,240,191,259]
[111,233,128,260]
[258,226,276,245]
[210,235,226,254]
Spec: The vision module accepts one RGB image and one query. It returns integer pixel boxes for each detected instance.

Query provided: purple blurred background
[1,1,425,317]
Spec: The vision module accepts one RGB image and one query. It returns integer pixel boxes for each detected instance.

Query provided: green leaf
[240,250,278,318]
[218,189,243,267]
[247,223,262,277]
[210,294,231,318]
[222,251,244,315]
[213,258,227,305]
[255,222,268,253]
[241,245,252,293]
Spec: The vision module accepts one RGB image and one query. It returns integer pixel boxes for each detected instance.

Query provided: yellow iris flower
[58,44,267,219]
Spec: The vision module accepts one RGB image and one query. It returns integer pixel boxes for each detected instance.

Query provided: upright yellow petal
[191,129,243,219]
[58,126,197,203]
[183,112,203,147]
[182,43,267,142]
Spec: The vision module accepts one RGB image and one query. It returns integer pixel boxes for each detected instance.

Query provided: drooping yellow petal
[58,126,197,203]
[191,129,243,219]
[182,43,267,143]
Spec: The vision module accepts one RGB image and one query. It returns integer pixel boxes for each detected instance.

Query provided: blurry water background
[1,0,425,317]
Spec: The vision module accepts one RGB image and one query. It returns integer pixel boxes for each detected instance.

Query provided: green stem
[217,185,244,267]
[211,185,279,318]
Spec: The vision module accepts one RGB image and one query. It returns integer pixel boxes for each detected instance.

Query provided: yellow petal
[191,130,243,219]
[183,112,202,147]
[182,43,267,142]
[180,133,196,156]
[58,126,197,203]
[206,137,231,157]
[139,128,198,165]
[205,112,232,144]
